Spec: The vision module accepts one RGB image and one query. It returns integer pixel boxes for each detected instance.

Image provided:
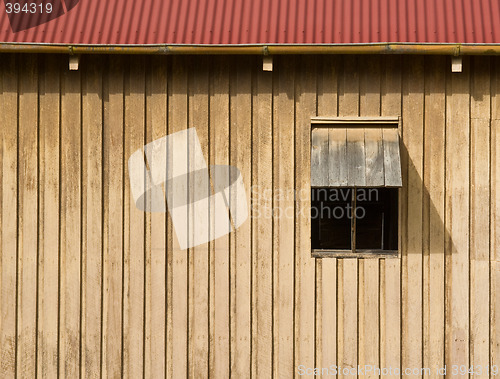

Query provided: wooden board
[338,55,359,379]
[294,55,317,377]
[445,55,471,372]
[0,55,18,379]
[358,55,381,379]
[37,54,60,379]
[315,54,339,373]
[231,57,252,378]
[423,55,446,377]
[60,57,82,379]
[382,128,403,187]
[170,56,189,379]
[0,53,498,379]
[492,57,500,370]
[188,56,210,379]
[102,56,124,379]
[401,54,424,377]
[17,54,39,379]
[328,128,348,186]
[123,56,146,379]
[364,128,385,187]
[469,56,490,377]
[379,55,402,377]
[310,128,329,187]
[346,128,366,187]
[251,59,273,379]
[81,55,103,379]
[209,56,230,378]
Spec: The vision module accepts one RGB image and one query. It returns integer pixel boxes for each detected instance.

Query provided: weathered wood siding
[0,53,499,378]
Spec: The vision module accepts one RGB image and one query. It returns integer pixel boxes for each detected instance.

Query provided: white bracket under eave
[451,56,462,73]
[263,56,273,71]
[69,55,80,71]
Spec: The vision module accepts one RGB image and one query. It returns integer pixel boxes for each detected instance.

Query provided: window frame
[310,116,402,259]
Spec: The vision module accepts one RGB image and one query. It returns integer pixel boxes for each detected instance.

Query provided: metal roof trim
[2,42,500,55]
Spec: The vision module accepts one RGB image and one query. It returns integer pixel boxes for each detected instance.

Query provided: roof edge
[2,43,500,55]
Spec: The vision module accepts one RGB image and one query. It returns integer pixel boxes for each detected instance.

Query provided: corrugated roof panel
[1,0,500,45]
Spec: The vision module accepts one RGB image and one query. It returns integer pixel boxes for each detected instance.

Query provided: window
[310,117,402,258]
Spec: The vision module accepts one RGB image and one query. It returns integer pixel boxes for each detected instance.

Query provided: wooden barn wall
[0,53,499,378]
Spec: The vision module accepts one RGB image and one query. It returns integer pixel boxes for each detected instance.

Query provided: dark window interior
[311,187,398,251]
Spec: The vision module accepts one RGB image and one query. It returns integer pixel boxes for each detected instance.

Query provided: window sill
[312,249,399,259]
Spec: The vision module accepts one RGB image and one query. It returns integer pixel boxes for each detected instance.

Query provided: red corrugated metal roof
[1,0,500,45]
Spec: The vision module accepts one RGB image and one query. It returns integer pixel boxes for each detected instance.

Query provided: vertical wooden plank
[491,57,500,370]
[294,55,316,377]
[188,56,210,379]
[149,56,168,379]
[209,56,230,378]
[315,55,339,373]
[81,56,103,379]
[165,60,174,379]
[60,57,82,379]
[17,54,39,379]
[145,56,170,379]
[382,129,403,187]
[422,56,446,378]
[123,56,146,379]
[170,56,189,379]
[346,129,366,188]
[0,54,18,379]
[328,128,347,187]
[231,57,252,379]
[364,128,384,187]
[401,55,424,377]
[380,54,402,379]
[445,56,470,373]
[311,128,329,187]
[37,55,60,379]
[251,59,273,379]
[469,56,490,377]
[358,55,380,379]
[102,56,124,379]
[337,55,358,379]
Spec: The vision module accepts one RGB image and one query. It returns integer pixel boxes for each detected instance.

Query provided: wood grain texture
[469,56,490,378]
[251,62,274,379]
[38,54,60,379]
[102,56,123,379]
[17,54,39,379]
[81,56,103,379]
[60,58,82,379]
[423,55,445,378]
[294,55,317,378]
[0,55,18,379]
[188,56,210,379]
[310,128,329,187]
[209,56,230,379]
[380,56,402,378]
[0,54,497,379]
[124,56,146,379]
[337,55,359,379]
[315,55,339,373]
[492,57,500,370]
[231,57,252,379]
[401,55,424,378]
[359,56,381,379]
[170,56,189,379]
[445,56,471,373]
